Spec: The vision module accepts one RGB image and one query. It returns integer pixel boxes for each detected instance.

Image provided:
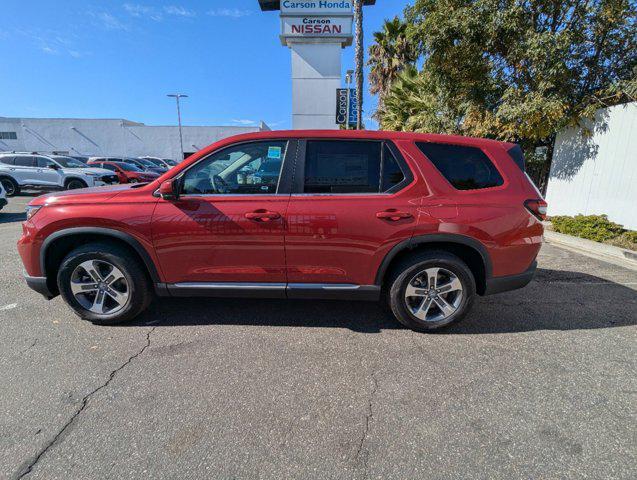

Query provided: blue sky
[0,1,409,130]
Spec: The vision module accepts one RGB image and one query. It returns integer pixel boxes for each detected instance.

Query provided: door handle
[376,210,413,221]
[245,210,281,222]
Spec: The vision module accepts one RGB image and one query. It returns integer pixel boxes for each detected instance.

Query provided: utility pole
[167,93,188,160]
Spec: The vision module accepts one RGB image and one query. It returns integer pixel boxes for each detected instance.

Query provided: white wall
[290,41,341,129]
[0,117,264,160]
[545,102,637,230]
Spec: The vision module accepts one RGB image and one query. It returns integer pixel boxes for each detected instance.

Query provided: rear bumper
[24,275,56,300]
[484,261,537,295]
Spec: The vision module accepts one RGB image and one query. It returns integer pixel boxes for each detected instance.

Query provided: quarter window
[182,141,287,195]
[0,157,15,165]
[416,142,504,190]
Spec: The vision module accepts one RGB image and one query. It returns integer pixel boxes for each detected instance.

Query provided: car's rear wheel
[57,242,153,325]
[0,177,20,197]
[388,250,476,332]
[66,179,87,190]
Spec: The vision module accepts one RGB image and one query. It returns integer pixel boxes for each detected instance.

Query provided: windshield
[117,162,144,172]
[53,156,88,168]
[135,158,157,168]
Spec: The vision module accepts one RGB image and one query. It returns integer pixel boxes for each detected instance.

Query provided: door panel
[152,196,289,284]
[35,157,63,186]
[285,139,424,286]
[151,139,296,285]
[285,195,419,285]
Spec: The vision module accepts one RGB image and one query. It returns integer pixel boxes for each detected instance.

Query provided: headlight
[25,205,42,221]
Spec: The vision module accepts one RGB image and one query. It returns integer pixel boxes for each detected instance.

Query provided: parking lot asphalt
[1,194,636,480]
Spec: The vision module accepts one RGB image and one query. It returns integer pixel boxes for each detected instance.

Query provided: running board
[157,282,380,301]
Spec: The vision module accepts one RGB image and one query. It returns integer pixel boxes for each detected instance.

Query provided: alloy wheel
[1,179,15,196]
[404,267,463,323]
[70,260,130,315]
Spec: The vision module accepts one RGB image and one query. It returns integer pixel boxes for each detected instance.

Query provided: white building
[545,102,637,230]
[0,117,268,160]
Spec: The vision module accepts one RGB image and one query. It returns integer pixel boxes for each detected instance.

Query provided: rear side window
[303,140,409,194]
[416,142,503,190]
[304,141,381,194]
[0,156,15,165]
[14,156,35,167]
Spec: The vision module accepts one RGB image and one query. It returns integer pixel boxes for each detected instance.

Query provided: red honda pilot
[17,131,546,332]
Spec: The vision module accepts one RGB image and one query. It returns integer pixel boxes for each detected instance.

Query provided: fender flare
[40,227,161,283]
[374,233,493,285]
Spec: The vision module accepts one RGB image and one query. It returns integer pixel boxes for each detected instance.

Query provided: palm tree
[368,17,417,117]
[354,0,364,129]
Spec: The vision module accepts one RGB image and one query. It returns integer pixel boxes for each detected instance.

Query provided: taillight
[525,199,548,220]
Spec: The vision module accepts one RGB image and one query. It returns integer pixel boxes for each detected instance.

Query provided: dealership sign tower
[259,1,375,129]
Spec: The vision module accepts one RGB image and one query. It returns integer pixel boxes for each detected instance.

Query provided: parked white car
[0,153,119,197]
[0,180,6,211]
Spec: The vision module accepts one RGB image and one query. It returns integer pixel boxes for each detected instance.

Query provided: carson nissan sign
[281,1,353,14]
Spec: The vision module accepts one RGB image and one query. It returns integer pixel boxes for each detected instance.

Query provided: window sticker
[267,146,282,160]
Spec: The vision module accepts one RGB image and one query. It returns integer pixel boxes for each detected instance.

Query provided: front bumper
[484,261,537,295]
[24,275,56,300]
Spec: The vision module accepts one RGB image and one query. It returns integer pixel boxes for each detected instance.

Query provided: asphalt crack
[356,371,378,477]
[13,327,156,480]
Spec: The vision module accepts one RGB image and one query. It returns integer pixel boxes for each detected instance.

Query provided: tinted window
[416,142,504,190]
[14,156,35,167]
[382,144,406,191]
[304,141,382,194]
[0,156,15,165]
[36,157,55,168]
[507,145,525,171]
[182,141,287,195]
[101,164,117,172]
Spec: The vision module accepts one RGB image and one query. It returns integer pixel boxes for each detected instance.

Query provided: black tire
[0,177,20,197]
[387,250,476,332]
[57,242,153,325]
[65,178,88,190]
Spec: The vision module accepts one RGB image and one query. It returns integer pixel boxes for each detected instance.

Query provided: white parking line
[0,303,18,312]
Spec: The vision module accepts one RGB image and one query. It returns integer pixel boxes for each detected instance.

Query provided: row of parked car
[0,152,178,198]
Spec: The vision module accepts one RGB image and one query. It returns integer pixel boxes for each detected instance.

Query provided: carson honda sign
[281,1,353,14]
[279,0,353,46]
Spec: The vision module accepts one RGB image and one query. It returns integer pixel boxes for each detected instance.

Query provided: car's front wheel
[66,179,87,190]
[0,177,20,197]
[57,242,153,325]
[388,250,476,332]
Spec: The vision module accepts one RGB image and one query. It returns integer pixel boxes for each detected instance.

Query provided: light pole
[167,93,188,160]
[345,70,354,130]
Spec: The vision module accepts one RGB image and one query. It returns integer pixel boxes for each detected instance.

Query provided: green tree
[375,0,637,189]
[367,17,418,115]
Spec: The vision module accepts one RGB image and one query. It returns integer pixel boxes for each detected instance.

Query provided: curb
[543,230,637,272]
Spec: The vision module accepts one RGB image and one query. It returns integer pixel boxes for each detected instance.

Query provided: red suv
[18,131,545,332]
[86,159,160,184]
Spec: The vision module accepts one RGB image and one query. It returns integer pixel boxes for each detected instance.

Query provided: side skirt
[156,282,381,301]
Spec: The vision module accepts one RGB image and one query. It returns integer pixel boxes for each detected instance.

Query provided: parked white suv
[0,181,6,211]
[0,153,119,196]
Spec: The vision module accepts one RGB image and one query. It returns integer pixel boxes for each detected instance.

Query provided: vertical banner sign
[348,88,358,126]
[335,88,348,124]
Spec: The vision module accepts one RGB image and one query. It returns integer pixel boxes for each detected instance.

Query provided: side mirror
[48,164,60,170]
[159,179,180,201]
